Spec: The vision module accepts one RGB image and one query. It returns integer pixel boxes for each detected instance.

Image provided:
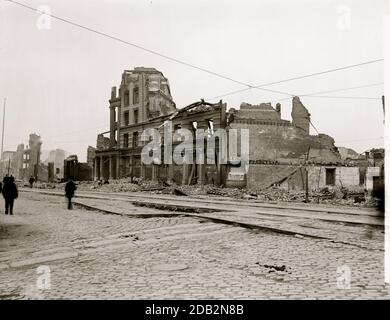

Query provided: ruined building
[87,146,96,168]
[228,97,340,164]
[63,155,93,181]
[94,67,379,192]
[46,149,66,180]
[14,133,42,180]
[227,97,348,189]
[0,151,17,177]
[94,67,227,185]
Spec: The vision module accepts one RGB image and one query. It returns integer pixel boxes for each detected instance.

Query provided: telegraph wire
[269,82,384,103]
[301,82,383,97]
[337,136,384,143]
[5,0,385,146]
[6,0,289,96]
[207,63,384,100]
[6,0,384,100]
[301,95,381,100]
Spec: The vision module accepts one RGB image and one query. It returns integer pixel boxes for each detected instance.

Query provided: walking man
[65,179,77,210]
[2,176,18,215]
[29,176,35,188]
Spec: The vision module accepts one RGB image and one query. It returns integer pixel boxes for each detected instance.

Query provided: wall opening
[124,90,130,106]
[134,109,139,124]
[325,168,336,186]
[124,133,129,148]
[124,111,129,126]
[132,132,138,148]
[133,87,139,104]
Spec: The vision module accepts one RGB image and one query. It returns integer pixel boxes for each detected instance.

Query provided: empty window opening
[134,109,139,124]
[124,133,129,148]
[133,87,139,104]
[325,168,336,186]
[124,111,129,126]
[124,90,130,106]
[132,132,138,148]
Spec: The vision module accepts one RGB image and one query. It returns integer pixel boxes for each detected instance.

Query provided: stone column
[180,122,193,185]
[109,155,113,180]
[196,120,208,185]
[99,156,104,181]
[167,163,174,184]
[164,123,174,184]
[109,87,117,147]
[151,164,158,182]
[94,157,98,181]
[140,159,145,179]
[130,153,134,182]
[116,154,120,179]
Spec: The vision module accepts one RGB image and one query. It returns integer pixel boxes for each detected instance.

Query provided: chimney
[111,86,117,100]
[275,103,281,115]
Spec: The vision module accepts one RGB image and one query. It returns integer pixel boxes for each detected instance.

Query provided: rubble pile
[167,185,247,198]
[249,185,376,207]
[253,187,306,202]
[87,178,140,192]
[26,178,378,208]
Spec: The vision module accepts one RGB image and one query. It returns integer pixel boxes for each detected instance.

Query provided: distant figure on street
[29,176,35,188]
[2,176,18,215]
[65,179,77,210]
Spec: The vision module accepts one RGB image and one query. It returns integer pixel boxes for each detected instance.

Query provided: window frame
[133,87,139,105]
[123,133,129,148]
[124,111,129,126]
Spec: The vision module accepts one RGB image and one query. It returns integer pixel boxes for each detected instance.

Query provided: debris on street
[29,177,380,209]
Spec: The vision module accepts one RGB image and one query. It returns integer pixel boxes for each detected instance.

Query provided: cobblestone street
[0,192,389,300]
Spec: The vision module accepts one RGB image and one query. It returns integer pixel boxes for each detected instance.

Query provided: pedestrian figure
[2,176,18,215]
[65,179,77,210]
[29,176,35,188]
[3,174,9,184]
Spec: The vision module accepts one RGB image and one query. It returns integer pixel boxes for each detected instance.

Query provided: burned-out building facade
[45,149,66,180]
[94,67,381,193]
[228,97,341,165]
[94,67,228,185]
[14,133,42,181]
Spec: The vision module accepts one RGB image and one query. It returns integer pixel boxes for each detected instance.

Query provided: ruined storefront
[94,67,379,193]
[94,67,228,186]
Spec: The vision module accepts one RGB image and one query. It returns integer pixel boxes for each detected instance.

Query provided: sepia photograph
[0,0,389,305]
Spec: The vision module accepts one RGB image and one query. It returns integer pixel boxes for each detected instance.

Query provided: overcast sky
[0,0,388,161]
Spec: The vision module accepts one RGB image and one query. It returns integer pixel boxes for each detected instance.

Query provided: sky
[0,0,388,161]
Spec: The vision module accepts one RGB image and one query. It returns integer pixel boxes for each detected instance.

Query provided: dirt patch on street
[0,221,42,249]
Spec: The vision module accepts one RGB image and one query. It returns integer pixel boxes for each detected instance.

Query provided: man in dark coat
[29,176,35,188]
[2,177,18,215]
[65,179,77,210]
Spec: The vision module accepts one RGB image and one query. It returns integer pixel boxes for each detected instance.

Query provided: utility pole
[305,146,311,203]
[36,141,41,181]
[382,95,385,123]
[1,98,6,160]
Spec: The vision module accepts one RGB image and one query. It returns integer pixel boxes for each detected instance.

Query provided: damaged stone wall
[87,146,96,167]
[247,164,300,190]
[247,164,360,191]
[96,134,110,151]
[228,97,341,165]
[307,166,360,190]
